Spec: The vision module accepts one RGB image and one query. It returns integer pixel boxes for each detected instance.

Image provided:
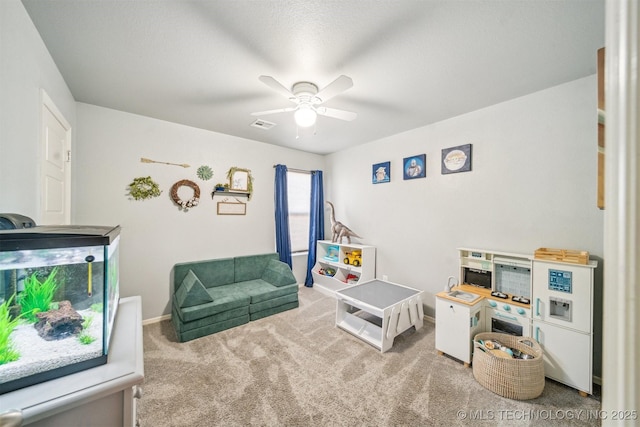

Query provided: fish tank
[0,225,120,394]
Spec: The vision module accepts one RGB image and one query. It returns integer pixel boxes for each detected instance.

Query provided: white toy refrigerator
[532,259,597,396]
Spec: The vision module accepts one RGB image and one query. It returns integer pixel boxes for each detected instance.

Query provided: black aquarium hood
[0,225,121,251]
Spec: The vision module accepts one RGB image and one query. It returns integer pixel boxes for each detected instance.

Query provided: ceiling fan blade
[314,75,353,104]
[258,75,296,101]
[251,107,297,116]
[316,106,357,121]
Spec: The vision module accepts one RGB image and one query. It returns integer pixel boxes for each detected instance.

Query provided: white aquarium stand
[0,296,144,427]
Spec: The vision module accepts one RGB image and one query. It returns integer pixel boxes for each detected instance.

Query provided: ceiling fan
[251,75,357,128]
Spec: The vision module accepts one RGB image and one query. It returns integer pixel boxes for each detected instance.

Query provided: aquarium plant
[0,294,22,365]
[90,302,103,313]
[78,314,97,345]
[19,267,59,323]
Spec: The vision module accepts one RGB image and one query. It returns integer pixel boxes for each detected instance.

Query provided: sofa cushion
[250,282,298,304]
[173,314,249,343]
[250,300,299,322]
[231,279,297,303]
[175,289,249,322]
[249,292,299,314]
[175,270,213,308]
[234,253,279,282]
[174,258,235,289]
[172,305,249,332]
[261,259,297,287]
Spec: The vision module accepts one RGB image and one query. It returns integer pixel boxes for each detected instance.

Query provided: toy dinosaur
[326,201,362,244]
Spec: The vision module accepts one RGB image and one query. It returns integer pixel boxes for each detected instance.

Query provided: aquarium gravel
[0,308,104,385]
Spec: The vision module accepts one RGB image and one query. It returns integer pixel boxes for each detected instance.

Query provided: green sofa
[171,253,299,342]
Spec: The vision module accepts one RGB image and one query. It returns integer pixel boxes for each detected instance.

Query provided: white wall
[325,76,603,314]
[0,0,76,220]
[326,76,604,377]
[74,103,324,320]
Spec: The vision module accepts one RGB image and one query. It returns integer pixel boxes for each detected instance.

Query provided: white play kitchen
[435,247,597,396]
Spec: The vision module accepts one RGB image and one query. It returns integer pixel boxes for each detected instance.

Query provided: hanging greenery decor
[197,165,213,181]
[128,176,162,201]
[170,179,200,210]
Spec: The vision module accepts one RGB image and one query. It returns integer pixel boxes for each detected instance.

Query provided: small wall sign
[217,201,246,215]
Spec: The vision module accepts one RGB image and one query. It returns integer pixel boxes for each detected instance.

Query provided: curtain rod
[272,165,312,174]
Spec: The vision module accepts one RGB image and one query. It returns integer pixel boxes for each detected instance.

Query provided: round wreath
[170,179,200,210]
[128,176,162,201]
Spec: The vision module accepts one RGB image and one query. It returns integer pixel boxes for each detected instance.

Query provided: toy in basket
[472,332,545,400]
[318,268,336,277]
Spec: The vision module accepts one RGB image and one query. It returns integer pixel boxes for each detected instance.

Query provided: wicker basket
[472,332,545,400]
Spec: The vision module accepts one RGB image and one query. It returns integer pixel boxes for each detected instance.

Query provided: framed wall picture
[441,144,472,174]
[228,167,251,191]
[372,161,391,184]
[403,154,426,180]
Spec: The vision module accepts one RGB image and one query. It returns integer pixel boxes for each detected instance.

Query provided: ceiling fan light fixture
[294,105,317,127]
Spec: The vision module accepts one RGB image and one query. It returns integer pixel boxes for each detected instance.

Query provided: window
[287,171,311,253]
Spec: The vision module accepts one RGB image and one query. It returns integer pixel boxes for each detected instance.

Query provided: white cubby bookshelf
[311,240,376,297]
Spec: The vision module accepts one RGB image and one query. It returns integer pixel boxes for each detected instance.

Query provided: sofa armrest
[261,259,297,287]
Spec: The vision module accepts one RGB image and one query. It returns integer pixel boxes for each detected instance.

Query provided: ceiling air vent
[250,119,276,130]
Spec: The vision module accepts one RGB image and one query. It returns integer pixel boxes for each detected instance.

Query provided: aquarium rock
[35,301,83,341]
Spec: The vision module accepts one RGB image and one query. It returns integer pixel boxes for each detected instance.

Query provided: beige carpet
[138,287,601,426]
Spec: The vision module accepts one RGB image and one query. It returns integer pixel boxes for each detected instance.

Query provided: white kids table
[335,279,424,352]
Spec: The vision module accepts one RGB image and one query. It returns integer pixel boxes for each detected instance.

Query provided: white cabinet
[532,259,597,395]
[311,240,375,297]
[435,296,483,366]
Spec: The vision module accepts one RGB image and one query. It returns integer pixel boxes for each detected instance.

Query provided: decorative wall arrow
[140,157,190,168]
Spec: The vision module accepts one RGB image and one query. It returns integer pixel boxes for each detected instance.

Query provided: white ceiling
[22,0,605,155]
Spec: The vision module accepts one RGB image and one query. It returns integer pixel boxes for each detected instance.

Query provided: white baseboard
[142,314,171,325]
[424,314,435,324]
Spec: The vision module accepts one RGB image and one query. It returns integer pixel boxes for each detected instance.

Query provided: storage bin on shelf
[472,332,545,400]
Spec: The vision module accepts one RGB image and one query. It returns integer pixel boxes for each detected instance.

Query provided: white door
[533,320,592,394]
[435,298,481,364]
[40,91,71,225]
[532,261,594,333]
[485,306,532,337]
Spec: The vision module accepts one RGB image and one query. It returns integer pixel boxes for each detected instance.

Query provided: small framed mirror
[228,167,251,192]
